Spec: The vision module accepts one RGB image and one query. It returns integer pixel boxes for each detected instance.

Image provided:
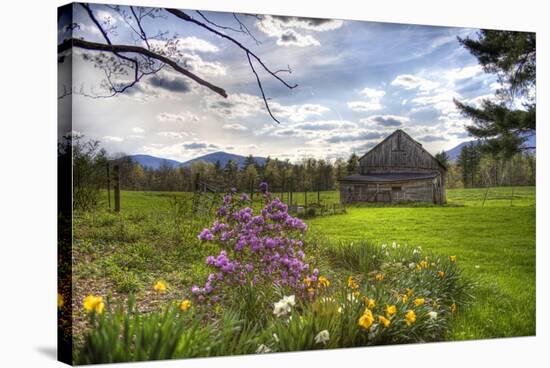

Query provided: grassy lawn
[72,186,535,345]
[307,186,536,339]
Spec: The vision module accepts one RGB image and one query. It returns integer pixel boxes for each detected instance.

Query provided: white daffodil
[256,344,272,354]
[409,262,416,269]
[314,330,330,345]
[273,301,291,317]
[273,295,296,317]
[281,295,296,306]
[428,311,438,320]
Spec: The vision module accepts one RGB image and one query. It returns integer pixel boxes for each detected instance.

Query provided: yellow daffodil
[402,294,409,303]
[375,273,385,281]
[450,255,457,262]
[308,287,315,294]
[419,260,428,269]
[57,293,64,309]
[414,298,425,307]
[363,297,376,309]
[352,290,360,298]
[348,276,359,289]
[317,276,330,288]
[404,310,416,326]
[153,281,167,293]
[304,277,313,287]
[438,271,445,279]
[179,299,191,311]
[451,303,457,313]
[378,315,391,328]
[358,309,374,330]
[406,288,414,297]
[83,295,105,314]
[386,304,397,317]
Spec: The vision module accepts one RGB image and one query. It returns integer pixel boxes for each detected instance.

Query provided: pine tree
[454,30,536,158]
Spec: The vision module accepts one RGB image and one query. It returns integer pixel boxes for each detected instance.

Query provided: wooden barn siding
[339,179,436,204]
[359,131,442,174]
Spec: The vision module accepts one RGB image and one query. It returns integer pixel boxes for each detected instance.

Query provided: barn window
[392,186,402,191]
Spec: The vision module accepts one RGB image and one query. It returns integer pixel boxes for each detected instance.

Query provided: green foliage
[76,298,263,364]
[308,187,535,339]
[76,242,473,362]
[455,30,536,157]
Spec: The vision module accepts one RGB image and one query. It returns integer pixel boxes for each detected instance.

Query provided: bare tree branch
[166,8,297,124]
[246,52,281,124]
[58,38,228,98]
[165,8,297,89]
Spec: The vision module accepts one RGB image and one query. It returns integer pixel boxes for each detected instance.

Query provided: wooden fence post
[113,164,120,213]
[106,163,111,210]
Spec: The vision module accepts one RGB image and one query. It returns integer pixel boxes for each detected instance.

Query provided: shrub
[190,183,316,309]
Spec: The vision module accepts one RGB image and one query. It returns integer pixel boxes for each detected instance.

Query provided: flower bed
[75,184,474,364]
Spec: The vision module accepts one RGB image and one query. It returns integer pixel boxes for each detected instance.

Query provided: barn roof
[339,172,439,183]
[358,129,448,171]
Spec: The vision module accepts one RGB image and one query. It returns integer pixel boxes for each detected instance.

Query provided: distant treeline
[69,135,535,210]
[113,153,357,194]
[439,143,536,189]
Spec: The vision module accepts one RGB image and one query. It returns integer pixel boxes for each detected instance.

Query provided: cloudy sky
[60,3,502,162]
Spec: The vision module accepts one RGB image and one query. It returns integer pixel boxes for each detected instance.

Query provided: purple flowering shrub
[191,182,318,304]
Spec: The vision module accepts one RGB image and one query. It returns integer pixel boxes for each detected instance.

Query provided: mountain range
[444,134,536,161]
[125,152,267,170]
[125,134,535,169]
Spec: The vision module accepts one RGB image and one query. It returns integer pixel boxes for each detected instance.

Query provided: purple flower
[192,182,313,303]
[198,228,214,241]
[259,182,269,193]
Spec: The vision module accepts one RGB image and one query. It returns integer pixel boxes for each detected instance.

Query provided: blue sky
[60,3,502,162]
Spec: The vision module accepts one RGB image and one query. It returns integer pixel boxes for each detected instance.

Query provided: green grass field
[308,186,536,339]
[72,186,535,343]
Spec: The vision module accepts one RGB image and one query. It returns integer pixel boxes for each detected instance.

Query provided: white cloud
[360,115,410,128]
[174,36,219,53]
[157,131,191,138]
[132,127,145,134]
[182,53,226,77]
[157,111,200,123]
[256,15,343,47]
[360,88,386,99]
[149,36,219,53]
[348,87,385,112]
[391,74,440,93]
[347,101,383,112]
[444,65,483,83]
[204,93,329,123]
[223,123,248,131]
[102,136,124,142]
[411,90,461,115]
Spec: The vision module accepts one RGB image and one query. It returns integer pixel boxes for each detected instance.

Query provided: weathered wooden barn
[339,130,447,204]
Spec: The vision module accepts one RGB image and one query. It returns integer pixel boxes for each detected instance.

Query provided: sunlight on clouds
[391,74,440,93]
[255,15,343,47]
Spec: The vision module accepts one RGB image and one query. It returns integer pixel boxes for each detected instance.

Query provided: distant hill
[182,151,267,168]
[444,134,536,162]
[125,154,182,169]
[126,151,267,169]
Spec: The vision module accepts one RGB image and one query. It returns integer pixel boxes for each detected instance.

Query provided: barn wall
[339,179,437,204]
[359,130,443,175]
